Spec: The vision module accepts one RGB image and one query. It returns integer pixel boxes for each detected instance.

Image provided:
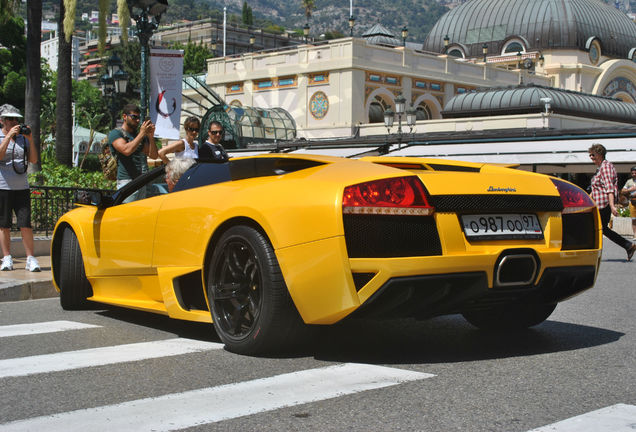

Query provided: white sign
[149,48,183,140]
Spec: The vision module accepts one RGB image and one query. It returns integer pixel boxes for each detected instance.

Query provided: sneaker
[628,243,636,262]
[25,256,41,272]
[1,255,13,271]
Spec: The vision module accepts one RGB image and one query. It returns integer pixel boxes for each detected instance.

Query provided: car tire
[461,302,557,330]
[58,228,93,310]
[207,225,305,355]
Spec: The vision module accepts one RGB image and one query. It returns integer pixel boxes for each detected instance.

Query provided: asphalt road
[0,240,635,431]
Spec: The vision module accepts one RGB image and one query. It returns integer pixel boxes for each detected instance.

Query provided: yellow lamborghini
[52,154,602,355]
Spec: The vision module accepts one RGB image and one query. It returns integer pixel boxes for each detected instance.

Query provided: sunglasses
[209,130,223,136]
[186,127,199,133]
[127,114,141,120]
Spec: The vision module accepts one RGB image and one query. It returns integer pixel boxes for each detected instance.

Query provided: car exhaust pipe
[494,251,538,288]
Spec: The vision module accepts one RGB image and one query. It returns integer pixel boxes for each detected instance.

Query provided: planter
[610,216,634,237]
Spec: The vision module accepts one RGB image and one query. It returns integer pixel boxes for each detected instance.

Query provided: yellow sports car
[52,154,602,355]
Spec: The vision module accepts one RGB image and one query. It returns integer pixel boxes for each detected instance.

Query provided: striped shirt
[590,159,618,208]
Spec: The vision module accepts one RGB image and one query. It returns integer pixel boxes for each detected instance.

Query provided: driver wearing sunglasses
[199,120,229,162]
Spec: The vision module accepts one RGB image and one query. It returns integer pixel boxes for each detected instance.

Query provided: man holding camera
[108,104,158,202]
[0,104,40,272]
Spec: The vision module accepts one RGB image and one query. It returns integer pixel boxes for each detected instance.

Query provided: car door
[89,171,168,277]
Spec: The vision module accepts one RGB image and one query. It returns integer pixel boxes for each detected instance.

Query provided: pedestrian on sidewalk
[0,104,40,272]
[588,143,636,261]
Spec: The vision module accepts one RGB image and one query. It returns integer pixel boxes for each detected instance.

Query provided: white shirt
[175,138,198,159]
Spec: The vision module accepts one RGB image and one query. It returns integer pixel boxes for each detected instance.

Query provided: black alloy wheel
[207,225,304,355]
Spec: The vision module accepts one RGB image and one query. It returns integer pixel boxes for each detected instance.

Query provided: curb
[0,280,58,302]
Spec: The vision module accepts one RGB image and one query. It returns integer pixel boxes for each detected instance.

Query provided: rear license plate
[461,214,543,240]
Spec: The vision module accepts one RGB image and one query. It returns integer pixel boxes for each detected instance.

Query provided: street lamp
[348,15,355,37]
[383,93,410,149]
[443,34,449,53]
[127,0,169,120]
[406,107,417,133]
[249,33,256,52]
[100,53,129,128]
[482,43,488,63]
[303,23,310,44]
[401,26,408,47]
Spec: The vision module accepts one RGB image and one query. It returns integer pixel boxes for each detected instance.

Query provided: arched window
[416,104,432,120]
[368,95,391,123]
[447,49,464,58]
[503,41,524,54]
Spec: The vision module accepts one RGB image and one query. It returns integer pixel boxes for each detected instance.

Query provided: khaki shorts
[630,202,636,219]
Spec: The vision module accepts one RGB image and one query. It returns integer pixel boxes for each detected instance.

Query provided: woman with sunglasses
[158,116,201,164]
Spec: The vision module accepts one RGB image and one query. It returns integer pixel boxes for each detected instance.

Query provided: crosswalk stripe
[0,363,433,432]
[0,338,223,378]
[528,403,636,432]
[0,320,101,338]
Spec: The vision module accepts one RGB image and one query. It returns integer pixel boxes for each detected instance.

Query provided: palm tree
[0,0,19,20]
[25,0,42,172]
[56,0,130,166]
[302,0,315,22]
[56,0,73,166]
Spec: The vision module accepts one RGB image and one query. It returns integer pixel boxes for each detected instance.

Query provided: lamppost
[100,53,129,128]
[127,0,169,120]
[383,93,416,149]
[401,26,408,47]
[482,43,488,63]
[211,38,217,56]
[443,34,450,53]
[303,23,310,44]
[348,15,355,36]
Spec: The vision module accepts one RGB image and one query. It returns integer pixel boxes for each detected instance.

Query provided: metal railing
[10,186,114,237]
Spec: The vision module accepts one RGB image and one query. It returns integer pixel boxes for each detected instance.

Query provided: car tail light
[550,178,596,214]
[343,176,434,215]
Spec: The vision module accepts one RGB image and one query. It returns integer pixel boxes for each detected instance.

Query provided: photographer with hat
[0,104,40,272]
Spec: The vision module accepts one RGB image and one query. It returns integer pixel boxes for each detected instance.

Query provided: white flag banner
[149,48,183,139]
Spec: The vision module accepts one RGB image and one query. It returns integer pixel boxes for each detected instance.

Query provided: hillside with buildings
[41,0,450,42]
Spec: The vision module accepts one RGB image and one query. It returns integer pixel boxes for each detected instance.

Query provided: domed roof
[423,0,636,59]
[362,23,401,47]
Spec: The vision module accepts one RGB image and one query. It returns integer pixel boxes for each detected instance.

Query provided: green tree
[170,40,213,75]
[72,80,109,132]
[0,15,26,107]
[242,1,253,26]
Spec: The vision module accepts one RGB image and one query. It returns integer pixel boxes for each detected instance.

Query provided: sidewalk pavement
[0,255,57,302]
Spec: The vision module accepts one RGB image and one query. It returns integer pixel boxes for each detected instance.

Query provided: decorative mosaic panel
[365,71,401,86]
[278,76,297,87]
[227,82,243,94]
[309,73,329,85]
[309,91,329,120]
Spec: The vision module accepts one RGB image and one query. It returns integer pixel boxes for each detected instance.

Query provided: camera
[19,124,31,135]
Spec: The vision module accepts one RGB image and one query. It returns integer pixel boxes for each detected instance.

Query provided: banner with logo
[149,48,184,139]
